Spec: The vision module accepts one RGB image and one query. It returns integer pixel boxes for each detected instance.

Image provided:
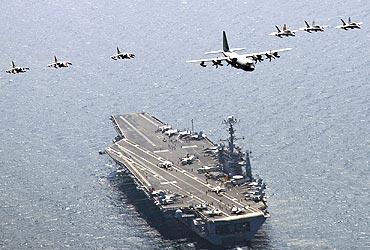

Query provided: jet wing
[242,48,292,58]
[186,57,229,63]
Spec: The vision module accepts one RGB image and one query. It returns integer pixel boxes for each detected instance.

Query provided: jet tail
[275,25,281,32]
[223,31,230,52]
[12,61,15,67]
[54,56,58,63]
[117,47,121,54]
[348,17,351,23]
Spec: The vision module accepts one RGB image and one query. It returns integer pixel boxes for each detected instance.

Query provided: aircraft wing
[186,56,229,63]
[242,48,292,58]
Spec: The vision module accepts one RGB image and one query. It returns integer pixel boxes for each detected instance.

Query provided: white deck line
[182,145,198,149]
[139,113,160,126]
[120,116,156,147]
[121,139,256,213]
[153,149,170,153]
[116,143,230,216]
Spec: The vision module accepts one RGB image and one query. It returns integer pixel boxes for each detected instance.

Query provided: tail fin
[341,18,346,25]
[348,17,351,23]
[304,21,310,28]
[283,24,287,30]
[275,25,281,32]
[117,47,121,54]
[54,56,58,63]
[312,20,316,26]
[12,61,15,67]
[223,31,230,52]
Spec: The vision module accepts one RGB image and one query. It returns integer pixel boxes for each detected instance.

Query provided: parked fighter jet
[336,17,362,30]
[5,61,29,74]
[181,154,195,165]
[164,129,178,137]
[197,165,220,173]
[111,47,135,60]
[269,24,297,37]
[209,185,226,195]
[158,124,172,133]
[47,56,72,68]
[231,206,245,215]
[204,209,222,217]
[158,160,174,169]
[187,31,291,72]
[299,20,327,32]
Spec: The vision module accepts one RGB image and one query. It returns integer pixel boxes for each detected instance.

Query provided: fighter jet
[197,165,220,174]
[5,61,29,74]
[158,124,172,133]
[164,129,178,137]
[47,56,72,68]
[180,154,195,165]
[187,31,291,72]
[269,24,297,37]
[209,185,226,195]
[299,20,327,33]
[111,47,135,60]
[204,209,222,217]
[336,17,362,30]
[158,160,173,169]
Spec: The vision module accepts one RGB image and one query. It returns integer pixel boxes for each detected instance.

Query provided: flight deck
[105,112,269,245]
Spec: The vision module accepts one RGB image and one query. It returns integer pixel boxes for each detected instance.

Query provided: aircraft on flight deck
[299,20,327,32]
[269,24,297,37]
[336,17,362,30]
[6,61,29,74]
[47,56,72,68]
[111,47,135,60]
[186,31,291,72]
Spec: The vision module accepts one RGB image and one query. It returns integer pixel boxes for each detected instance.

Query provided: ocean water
[0,0,369,249]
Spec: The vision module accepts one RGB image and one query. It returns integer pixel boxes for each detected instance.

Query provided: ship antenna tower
[223,116,238,153]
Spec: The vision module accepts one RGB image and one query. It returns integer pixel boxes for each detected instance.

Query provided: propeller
[200,61,207,67]
[273,52,280,58]
[212,59,223,68]
[252,54,264,63]
[265,51,276,61]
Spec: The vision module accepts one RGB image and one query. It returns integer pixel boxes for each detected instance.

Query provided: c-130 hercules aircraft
[186,31,291,72]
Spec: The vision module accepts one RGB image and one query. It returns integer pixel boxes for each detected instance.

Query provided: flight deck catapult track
[105,112,269,246]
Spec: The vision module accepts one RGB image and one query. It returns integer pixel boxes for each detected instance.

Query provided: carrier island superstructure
[105,112,269,246]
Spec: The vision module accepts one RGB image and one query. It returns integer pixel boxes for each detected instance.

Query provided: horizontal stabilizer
[229,48,246,52]
[204,50,224,55]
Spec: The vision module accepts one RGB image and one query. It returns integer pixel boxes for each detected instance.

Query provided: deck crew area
[106,112,268,222]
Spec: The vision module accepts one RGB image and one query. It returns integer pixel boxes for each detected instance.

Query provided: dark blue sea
[0,1,369,249]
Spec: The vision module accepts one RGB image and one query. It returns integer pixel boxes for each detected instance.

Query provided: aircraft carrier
[105,112,269,246]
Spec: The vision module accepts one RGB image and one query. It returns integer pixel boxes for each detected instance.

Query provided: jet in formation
[299,20,327,33]
[269,24,297,37]
[336,17,362,30]
[5,61,29,74]
[47,56,72,68]
[111,47,135,60]
[186,31,291,72]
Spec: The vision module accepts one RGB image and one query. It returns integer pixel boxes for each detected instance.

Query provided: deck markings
[182,145,198,149]
[153,149,170,153]
[115,143,231,216]
[138,113,160,126]
[119,116,156,147]
[119,140,257,213]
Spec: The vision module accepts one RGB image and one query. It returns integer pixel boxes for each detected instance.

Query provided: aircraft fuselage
[6,67,28,74]
[342,24,361,30]
[223,51,255,71]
